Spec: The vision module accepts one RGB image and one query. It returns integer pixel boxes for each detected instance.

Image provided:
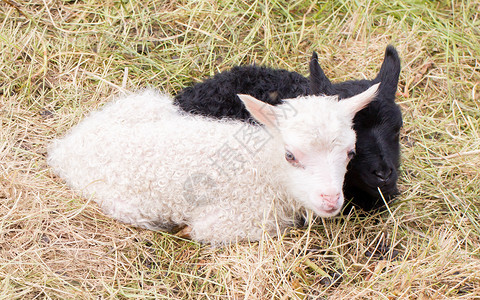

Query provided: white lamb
[47,84,379,244]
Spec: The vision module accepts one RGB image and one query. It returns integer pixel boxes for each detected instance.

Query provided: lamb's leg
[188,205,272,244]
[175,225,192,239]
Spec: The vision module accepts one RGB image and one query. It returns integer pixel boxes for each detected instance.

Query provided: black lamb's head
[309,45,403,211]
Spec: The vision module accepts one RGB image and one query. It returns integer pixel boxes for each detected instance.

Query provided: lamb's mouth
[363,183,399,197]
[311,205,341,217]
[323,207,339,214]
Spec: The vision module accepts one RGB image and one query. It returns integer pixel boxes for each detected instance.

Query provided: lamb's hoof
[175,225,192,239]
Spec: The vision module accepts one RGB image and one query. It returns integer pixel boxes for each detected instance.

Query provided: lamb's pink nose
[319,193,341,208]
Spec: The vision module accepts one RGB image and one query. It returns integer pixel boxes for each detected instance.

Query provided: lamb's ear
[340,83,380,119]
[237,94,278,128]
[309,51,332,95]
[373,45,401,101]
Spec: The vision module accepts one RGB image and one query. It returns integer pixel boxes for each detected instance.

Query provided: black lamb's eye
[285,150,296,162]
[347,149,356,160]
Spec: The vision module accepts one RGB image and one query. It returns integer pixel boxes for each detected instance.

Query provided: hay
[1,0,479,298]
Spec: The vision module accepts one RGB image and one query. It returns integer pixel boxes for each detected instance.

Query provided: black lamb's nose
[374,168,392,183]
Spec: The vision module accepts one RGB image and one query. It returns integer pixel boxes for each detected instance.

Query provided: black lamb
[174,45,402,212]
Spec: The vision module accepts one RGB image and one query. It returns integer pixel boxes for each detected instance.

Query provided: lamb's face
[278,100,357,217]
[347,101,402,199]
[237,83,379,218]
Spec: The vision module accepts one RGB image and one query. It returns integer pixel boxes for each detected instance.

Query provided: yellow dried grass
[1,0,479,298]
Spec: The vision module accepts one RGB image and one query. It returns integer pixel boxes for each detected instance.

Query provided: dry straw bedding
[0,0,479,299]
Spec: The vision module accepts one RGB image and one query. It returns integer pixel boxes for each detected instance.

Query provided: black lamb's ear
[373,45,401,100]
[309,51,332,95]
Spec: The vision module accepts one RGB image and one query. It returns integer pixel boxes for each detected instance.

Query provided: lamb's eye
[285,150,296,163]
[347,149,356,160]
[285,150,295,162]
[285,150,304,168]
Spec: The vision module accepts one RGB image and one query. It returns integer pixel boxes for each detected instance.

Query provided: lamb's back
[48,91,294,236]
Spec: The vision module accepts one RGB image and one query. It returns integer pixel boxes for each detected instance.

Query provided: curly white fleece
[48,90,302,244]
